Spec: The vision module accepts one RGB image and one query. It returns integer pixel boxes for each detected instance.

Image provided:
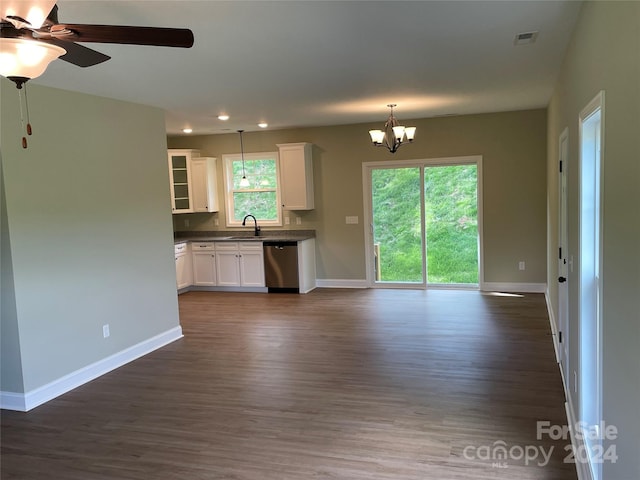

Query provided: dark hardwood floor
[1,289,576,479]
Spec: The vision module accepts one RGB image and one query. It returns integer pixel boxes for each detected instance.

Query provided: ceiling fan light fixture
[2,0,56,29]
[0,38,65,81]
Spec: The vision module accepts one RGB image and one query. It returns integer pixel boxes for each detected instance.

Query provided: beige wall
[547,2,640,478]
[1,80,180,394]
[169,109,547,284]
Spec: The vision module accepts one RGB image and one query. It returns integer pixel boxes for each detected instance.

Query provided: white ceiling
[31,1,582,135]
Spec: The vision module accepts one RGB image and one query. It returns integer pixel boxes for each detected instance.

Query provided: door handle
[558,276,567,283]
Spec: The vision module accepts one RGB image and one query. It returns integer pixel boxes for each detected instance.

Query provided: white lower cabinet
[191,243,217,286]
[175,242,193,291]
[215,242,265,287]
[185,241,265,289]
[215,245,241,286]
[176,238,315,293]
[238,243,266,287]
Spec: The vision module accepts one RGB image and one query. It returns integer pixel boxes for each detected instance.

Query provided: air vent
[514,31,539,46]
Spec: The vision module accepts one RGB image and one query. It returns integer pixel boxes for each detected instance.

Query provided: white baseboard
[315,279,368,289]
[545,287,561,362]
[316,280,546,292]
[0,326,183,412]
[0,391,28,412]
[481,282,546,293]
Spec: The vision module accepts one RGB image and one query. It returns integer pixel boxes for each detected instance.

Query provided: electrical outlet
[296,217,302,225]
[184,219,190,227]
[285,216,290,225]
[346,216,359,224]
[103,324,110,338]
[214,219,219,226]
[519,261,525,271]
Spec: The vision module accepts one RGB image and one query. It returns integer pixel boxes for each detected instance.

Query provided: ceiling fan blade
[1,0,56,29]
[45,38,111,67]
[51,24,194,48]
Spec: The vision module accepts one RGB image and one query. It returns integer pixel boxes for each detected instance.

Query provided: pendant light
[237,129,250,187]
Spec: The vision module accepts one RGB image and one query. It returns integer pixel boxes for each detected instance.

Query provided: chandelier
[368,104,416,154]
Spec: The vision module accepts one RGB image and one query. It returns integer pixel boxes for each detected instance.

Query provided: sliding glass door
[424,164,478,285]
[367,157,481,288]
[371,167,424,284]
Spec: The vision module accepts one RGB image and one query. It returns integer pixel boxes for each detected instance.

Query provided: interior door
[558,129,569,377]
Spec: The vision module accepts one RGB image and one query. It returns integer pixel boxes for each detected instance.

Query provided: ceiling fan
[1,0,194,147]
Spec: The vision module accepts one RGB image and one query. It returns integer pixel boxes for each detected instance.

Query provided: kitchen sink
[214,236,292,241]
[218,236,262,240]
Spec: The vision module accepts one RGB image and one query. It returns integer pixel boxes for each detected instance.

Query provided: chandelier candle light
[369,104,416,154]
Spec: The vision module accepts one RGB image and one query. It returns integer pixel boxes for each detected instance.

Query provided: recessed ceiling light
[258,122,268,129]
[218,114,230,121]
[182,128,193,134]
[514,31,539,46]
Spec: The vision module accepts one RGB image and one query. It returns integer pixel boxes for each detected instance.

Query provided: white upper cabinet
[168,149,219,214]
[277,143,314,210]
[168,149,198,213]
[191,157,218,213]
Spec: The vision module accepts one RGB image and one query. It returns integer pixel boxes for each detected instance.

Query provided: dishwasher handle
[263,241,297,247]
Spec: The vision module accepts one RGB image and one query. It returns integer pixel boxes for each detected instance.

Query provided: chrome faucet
[242,214,261,236]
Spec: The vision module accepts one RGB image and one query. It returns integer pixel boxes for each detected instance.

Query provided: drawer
[214,241,239,250]
[191,242,216,251]
[239,241,263,251]
[174,242,188,254]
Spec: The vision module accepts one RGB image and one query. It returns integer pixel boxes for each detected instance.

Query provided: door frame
[578,90,605,480]
[362,155,484,289]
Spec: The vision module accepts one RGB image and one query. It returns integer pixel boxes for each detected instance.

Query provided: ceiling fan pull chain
[23,84,33,137]
[16,87,28,149]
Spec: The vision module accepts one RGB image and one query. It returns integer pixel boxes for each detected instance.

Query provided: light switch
[346,216,359,224]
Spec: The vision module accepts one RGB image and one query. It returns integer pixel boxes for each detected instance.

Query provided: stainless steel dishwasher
[263,241,299,293]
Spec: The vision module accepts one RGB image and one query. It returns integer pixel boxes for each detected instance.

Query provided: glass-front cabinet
[168,149,199,213]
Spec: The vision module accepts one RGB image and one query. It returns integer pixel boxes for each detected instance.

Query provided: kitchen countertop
[174,229,315,245]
